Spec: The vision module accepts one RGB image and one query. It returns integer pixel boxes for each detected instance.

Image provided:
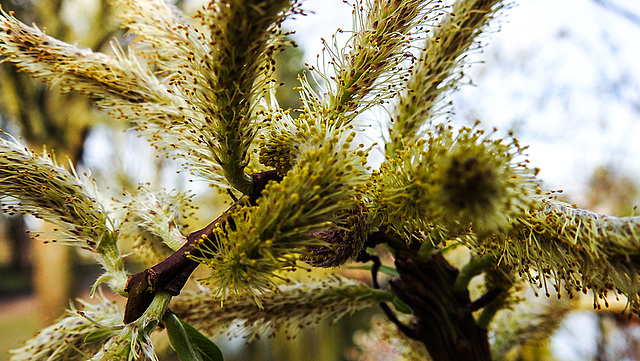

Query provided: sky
[455,0,640,203]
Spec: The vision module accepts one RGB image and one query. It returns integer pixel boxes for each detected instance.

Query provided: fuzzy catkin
[172,276,394,341]
[388,0,504,154]
[192,118,371,300]
[476,200,640,313]
[9,295,123,361]
[369,123,539,244]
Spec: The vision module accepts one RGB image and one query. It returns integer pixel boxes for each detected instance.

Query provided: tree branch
[381,231,492,361]
[123,170,281,323]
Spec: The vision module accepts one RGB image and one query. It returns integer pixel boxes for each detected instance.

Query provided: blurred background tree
[0,0,117,327]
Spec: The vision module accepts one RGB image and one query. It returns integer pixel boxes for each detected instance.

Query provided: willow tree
[1,1,639,360]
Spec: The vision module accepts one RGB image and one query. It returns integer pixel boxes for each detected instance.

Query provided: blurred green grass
[0,297,40,361]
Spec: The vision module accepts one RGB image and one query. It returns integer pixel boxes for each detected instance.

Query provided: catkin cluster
[192,114,371,300]
[370,123,540,244]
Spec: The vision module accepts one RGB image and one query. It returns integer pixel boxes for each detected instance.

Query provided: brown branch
[373,230,492,361]
[123,170,281,323]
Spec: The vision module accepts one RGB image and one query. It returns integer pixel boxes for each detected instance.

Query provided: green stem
[453,254,496,293]
[476,297,504,330]
[144,291,173,322]
[417,240,436,263]
[223,164,254,195]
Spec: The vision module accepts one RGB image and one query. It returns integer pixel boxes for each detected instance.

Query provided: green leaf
[165,313,204,361]
[392,296,413,314]
[165,312,224,361]
[180,319,224,361]
[344,264,400,278]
